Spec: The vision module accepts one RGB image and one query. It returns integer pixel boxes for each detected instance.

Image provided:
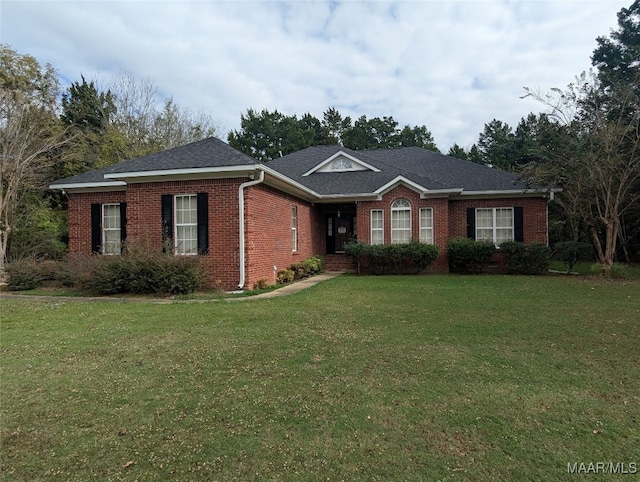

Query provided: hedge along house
[50,137,555,290]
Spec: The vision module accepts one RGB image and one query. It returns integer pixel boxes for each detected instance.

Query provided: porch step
[324,254,356,272]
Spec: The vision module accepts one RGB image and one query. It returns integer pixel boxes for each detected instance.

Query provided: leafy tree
[343,115,399,149]
[513,113,560,166]
[591,0,640,261]
[108,72,218,160]
[397,125,440,152]
[57,75,117,178]
[447,143,482,163]
[149,98,219,151]
[522,71,640,272]
[447,143,468,159]
[61,75,115,133]
[228,108,313,162]
[7,189,67,261]
[467,144,483,164]
[0,45,67,275]
[591,0,640,89]
[321,107,351,145]
[477,119,517,170]
[230,107,440,159]
[299,112,325,146]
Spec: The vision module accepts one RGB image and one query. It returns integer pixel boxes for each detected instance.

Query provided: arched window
[391,199,411,244]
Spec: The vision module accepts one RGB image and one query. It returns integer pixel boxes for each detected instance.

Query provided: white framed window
[291,205,298,252]
[476,207,514,244]
[371,209,384,245]
[174,194,198,255]
[419,208,433,244]
[102,204,121,255]
[391,199,411,244]
[331,157,353,170]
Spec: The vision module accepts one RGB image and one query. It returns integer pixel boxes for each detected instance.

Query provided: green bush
[276,268,295,284]
[301,255,325,276]
[55,254,99,288]
[87,252,202,296]
[500,241,551,275]
[6,259,44,291]
[253,278,269,290]
[277,255,325,284]
[344,241,369,274]
[446,237,496,274]
[554,241,593,273]
[344,242,438,275]
[405,242,439,274]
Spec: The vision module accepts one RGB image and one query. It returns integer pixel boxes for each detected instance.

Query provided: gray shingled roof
[51,138,535,196]
[267,145,529,195]
[50,137,257,187]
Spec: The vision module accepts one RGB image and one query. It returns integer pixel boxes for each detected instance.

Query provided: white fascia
[258,164,321,200]
[315,193,382,202]
[455,188,555,199]
[103,164,260,180]
[49,181,127,190]
[302,150,380,176]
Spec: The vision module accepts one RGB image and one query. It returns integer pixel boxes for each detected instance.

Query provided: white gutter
[237,170,265,289]
[104,164,258,180]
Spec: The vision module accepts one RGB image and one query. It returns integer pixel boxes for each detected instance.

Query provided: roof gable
[268,145,548,198]
[302,150,380,176]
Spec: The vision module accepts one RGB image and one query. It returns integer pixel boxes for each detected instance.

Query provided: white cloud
[1,0,630,150]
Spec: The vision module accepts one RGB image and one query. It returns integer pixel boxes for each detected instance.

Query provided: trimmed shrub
[500,241,551,275]
[301,255,325,276]
[6,259,44,291]
[253,278,269,290]
[87,252,202,296]
[344,241,369,274]
[56,254,99,288]
[276,268,295,284]
[277,255,325,284]
[405,242,439,274]
[344,242,438,275]
[554,241,593,273]
[447,237,496,274]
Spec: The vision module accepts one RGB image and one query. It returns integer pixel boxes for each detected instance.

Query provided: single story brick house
[50,137,554,290]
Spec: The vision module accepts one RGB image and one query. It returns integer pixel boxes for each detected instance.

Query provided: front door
[335,217,351,252]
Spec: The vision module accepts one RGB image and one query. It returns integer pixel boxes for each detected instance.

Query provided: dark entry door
[335,217,351,252]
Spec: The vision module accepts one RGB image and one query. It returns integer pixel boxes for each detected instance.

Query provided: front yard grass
[1,275,639,481]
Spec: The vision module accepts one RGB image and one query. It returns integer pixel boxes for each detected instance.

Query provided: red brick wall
[243,184,325,288]
[355,187,549,273]
[449,197,548,244]
[124,179,243,289]
[66,181,549,288]
[67,179,245,291]
[68,191,126,253]
[356,186,450,272]
[67,179,327,291]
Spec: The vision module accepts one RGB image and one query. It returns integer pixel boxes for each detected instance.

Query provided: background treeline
[0,1,638,276]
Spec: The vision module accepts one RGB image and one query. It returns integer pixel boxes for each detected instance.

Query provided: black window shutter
[119,203,127,245]
[161,194,173,252]
[197,192,209,254]
[91,203,101,254]
[514,207,524,242]
[466,208,476,240]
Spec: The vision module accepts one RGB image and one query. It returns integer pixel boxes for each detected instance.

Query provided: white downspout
[238,169,265,290]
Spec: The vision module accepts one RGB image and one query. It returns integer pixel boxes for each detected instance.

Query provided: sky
[1,0,630,151]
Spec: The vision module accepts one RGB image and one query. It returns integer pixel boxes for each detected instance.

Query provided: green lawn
[1,275,639,481]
